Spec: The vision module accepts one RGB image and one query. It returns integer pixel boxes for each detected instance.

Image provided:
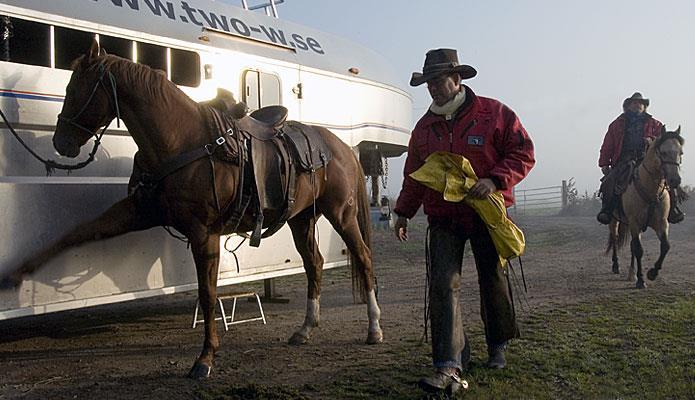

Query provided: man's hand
[394,216,408,241]
[601,166,611,176]
[468,178,497,199]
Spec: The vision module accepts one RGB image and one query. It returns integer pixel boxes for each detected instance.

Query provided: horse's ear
[676,125,681,135]
[87,37,102,60]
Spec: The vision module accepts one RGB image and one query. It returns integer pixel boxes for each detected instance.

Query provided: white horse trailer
[0,0,411,320]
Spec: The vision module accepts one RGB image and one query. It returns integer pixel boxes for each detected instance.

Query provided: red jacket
[394,87,535,223]
[598,113,663,167]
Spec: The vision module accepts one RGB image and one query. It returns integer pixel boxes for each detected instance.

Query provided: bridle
[648,138,683,180]
[57,62,121,142]
[0,62,122,174]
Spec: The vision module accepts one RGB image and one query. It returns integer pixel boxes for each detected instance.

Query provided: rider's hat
[623,92,650,109]
[410,49,477,87]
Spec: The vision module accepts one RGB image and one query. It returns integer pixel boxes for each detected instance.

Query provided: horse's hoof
[636,280,647,289]
[612,265,620,274]
[187,361,212,380]
[647,269,658,281]
[366,329,384,345]
[288,332,309,346]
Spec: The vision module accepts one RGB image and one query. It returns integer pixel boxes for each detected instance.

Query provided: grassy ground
[195,288,695,400]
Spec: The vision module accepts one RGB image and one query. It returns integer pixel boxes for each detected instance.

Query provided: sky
[223,0,694,195]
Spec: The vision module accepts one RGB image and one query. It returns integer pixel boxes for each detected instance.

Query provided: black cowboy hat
[623,92,650,108]
[410,48,477,87]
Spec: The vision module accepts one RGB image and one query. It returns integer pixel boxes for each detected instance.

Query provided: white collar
[429,89,466,120]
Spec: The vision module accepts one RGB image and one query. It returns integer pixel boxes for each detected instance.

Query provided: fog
[228,0,694,195]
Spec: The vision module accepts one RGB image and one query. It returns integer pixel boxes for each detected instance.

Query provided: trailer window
[260,72,281,107]
[55,26,95,70]
[0,16,50,67]
[243,70,281,111]
[136,41,167,72]
[243,70,260,111]
[99,34,133,61]
[170,48,200,87]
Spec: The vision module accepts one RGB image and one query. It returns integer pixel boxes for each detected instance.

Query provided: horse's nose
[669,176,681,188]
[53,133,80,158]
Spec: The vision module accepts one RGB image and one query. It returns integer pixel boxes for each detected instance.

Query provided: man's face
[626,100,646,114]
[427,73,460,106]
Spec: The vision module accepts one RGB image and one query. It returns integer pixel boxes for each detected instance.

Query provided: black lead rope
[0,106,108,175]
[507,257,531,313]
[0,63,121,175]
[518,256,528,293]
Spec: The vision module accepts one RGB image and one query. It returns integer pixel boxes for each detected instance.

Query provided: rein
[0,62,121,175]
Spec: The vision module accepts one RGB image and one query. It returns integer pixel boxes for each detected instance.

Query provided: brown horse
[0,40,383,378]
[606,127,684,289]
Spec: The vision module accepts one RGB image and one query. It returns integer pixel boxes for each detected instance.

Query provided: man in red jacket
[597,92,684,224]
[393,48,535,395]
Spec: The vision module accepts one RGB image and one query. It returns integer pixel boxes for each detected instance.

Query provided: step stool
[192,291,266,331]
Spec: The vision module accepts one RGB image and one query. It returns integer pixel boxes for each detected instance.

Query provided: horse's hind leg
[630,235,646,289]
[648,230,670,281]
[609,221,620,274]
[287,213,324,345]
[0,196,160,289]
[323,205,383,345]
[612,246,620,274]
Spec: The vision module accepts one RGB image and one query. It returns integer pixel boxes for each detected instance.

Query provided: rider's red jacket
[394,87,535,226]
[598,113,663,168]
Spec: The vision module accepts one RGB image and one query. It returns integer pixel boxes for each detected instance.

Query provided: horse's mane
[71,54,191,105]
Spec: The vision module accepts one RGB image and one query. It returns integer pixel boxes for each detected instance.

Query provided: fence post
[561,180,568,210]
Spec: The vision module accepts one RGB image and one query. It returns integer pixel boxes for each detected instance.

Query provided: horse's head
[53,39,119,158]
[653,126,685,188]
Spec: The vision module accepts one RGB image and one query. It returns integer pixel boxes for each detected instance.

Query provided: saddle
[205,105,332,247]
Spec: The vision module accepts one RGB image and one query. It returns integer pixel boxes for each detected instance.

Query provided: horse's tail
[606,220,630,254]
[351,160,372,304]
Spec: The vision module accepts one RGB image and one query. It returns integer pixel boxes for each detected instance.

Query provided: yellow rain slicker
[409,151,525,264]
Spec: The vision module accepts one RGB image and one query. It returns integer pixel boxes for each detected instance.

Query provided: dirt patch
[1,215,693,399]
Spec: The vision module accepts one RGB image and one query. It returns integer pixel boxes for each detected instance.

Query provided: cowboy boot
[668,189,685,224]
[418,367,468,394]
[486,342,507,369]
[596,195,615,225]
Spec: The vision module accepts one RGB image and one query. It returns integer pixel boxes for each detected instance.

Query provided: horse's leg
[610,220,620,274]
[323,206,383,345]
[187,231,222,379]
[0,196,160,289]
[287,213,324,345]
[630,234,646,289]
[627,229,636,282]
[647,230,670,281]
